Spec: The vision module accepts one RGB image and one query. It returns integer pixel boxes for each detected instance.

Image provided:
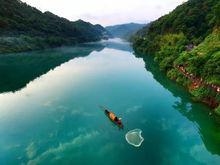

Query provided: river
[0,38,220,165]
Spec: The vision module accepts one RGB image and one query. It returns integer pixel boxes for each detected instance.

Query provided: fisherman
[103,108,123,128]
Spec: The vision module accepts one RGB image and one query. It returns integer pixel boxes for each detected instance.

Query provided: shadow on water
[139,54,220,156]
[0,43,104,94]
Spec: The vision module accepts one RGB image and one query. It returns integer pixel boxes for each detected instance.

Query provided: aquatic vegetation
[125,129,144,147]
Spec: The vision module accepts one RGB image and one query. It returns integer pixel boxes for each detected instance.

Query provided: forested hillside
[133,0,220,113]
[0,0,109,53]
[106,23,146,40]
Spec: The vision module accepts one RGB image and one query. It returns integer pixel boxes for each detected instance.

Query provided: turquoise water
[1,39,220,164]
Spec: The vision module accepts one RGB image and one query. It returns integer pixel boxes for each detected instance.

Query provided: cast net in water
[125,129,144,147]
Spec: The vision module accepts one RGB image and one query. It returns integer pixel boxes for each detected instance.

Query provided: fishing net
[125,129,144,147]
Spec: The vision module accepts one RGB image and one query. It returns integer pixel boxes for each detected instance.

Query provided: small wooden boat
[100,106,123,128]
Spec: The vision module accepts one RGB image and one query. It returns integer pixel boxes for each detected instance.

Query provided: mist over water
[1,39,220,164]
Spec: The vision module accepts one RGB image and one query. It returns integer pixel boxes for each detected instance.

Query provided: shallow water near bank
[1,38,220,164]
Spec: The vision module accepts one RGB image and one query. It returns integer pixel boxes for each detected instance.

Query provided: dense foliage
[0,0,109,53]
[133,0,220,113]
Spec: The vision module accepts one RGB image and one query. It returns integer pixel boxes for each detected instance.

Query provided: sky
[21,0,186,26]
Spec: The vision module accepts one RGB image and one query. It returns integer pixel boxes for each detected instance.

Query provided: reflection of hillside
[0,44,104,93]
[141,55,220,156]
[101,39,133,52]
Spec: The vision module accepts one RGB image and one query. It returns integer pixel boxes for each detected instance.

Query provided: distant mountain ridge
[106,23,146,39]
[0,0,109,53]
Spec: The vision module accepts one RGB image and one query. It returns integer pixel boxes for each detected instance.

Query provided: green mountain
[0,0,109,53]
[132,0,220,113]
[106,23,146,40]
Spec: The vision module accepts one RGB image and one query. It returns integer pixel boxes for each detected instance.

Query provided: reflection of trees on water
[101,39,133,52]
[140,55,220,156]
[0,38,133,94]
[0,43,104,93]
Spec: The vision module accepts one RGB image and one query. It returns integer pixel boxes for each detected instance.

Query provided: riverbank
[133,27,220,114]
[132,0,220,115]
[0,36,105,54]
[174,65,220,108]
[135,53,220,115]
[134,49,220,115]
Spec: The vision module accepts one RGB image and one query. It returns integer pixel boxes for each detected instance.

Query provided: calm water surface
[1,39,220,165]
